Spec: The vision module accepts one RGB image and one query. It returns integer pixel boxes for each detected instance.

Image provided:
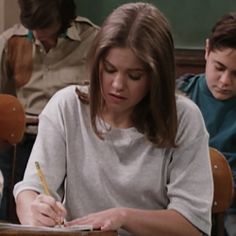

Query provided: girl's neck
[101,110,133,129]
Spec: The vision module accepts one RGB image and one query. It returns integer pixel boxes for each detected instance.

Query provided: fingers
[65,208,123,231]
[56,201,67,224]
[56,201,67,217]
[65,214,111,231]
[65,214,93,225]
[30,194,66,226]
[100,220,113,231]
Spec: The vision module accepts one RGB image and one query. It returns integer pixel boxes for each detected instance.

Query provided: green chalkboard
[75,0,236,49]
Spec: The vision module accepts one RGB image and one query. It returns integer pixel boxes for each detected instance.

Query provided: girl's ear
[205,38,210,60]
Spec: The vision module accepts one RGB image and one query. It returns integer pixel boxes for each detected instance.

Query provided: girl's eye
[129,73,143,81]
[103,62,116,73]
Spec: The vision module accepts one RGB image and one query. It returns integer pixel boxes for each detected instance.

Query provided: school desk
[0,224,117,236]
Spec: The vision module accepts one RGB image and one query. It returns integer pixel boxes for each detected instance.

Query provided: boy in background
[177,12,236,236]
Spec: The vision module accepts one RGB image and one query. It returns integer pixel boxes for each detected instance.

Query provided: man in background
[0,0,99,221]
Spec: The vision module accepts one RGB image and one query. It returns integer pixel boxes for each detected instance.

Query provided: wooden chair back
[210,147,234,236]
[0,94,25,222]
[0,94,25,144]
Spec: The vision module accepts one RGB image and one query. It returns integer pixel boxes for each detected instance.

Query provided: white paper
[0,222,93,232]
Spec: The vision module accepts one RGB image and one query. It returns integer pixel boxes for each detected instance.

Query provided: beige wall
[0,0,20,33]
[0,0,4,32]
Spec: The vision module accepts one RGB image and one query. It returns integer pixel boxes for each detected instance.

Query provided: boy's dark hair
[208,12,236,51]
[18,0,76,33]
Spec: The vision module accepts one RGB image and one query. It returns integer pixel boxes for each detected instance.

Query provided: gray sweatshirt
[14,85,213,235]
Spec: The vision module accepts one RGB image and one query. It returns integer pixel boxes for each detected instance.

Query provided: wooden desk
[0,229,117,236]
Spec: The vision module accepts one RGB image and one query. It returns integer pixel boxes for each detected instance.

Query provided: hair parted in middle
[83,2,177,148]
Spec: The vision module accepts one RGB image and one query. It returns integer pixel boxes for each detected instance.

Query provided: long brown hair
[85,2,177,148]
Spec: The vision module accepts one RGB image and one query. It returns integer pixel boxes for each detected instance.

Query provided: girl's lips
[108,93,127,103]
[109,93,126,99]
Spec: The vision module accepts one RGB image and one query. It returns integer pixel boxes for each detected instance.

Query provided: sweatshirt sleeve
[13,87,75,201]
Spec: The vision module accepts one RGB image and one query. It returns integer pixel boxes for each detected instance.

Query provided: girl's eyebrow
[103,59,113,66]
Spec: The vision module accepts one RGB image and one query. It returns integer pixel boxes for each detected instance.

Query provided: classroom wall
[0,0,20,33]
[0,0,4,33]
[76,0,236,49]
[2,0,233,76]
[2,0,235,49]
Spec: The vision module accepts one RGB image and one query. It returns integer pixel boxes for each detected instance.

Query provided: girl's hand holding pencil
[34,161,67,227]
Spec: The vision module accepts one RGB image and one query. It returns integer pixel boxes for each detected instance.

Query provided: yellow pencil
[35,161,50,196]
[35,161,63,227]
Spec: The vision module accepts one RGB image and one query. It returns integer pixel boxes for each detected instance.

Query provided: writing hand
[30,194,66,227]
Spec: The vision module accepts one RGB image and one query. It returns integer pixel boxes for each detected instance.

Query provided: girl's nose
[112,73,125,91]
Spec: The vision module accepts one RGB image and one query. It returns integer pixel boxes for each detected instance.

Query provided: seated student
[176,12,236,236]
[14,3,213,236]
[0,0,98,221]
